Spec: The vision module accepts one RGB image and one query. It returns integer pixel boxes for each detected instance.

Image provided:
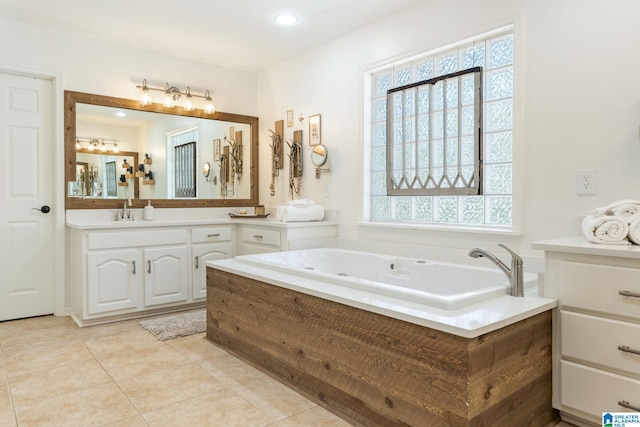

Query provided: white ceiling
[0,0,423,71]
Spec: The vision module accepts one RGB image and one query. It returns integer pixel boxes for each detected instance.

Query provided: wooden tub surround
[206,268,558,426]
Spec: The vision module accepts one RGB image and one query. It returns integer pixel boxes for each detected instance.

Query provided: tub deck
[207,268,558,426]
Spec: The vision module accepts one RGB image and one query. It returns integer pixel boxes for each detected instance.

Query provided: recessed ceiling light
[274,14,299,26]
[115,111,126,117]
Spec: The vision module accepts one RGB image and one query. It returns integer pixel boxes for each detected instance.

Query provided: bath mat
[139,310,206,341]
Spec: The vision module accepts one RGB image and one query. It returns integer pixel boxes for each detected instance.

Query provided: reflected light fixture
[275,13,298,25]
[136,79,215,114]
[75,137,120,153]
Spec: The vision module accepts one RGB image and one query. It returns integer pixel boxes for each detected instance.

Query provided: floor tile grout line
[81,336,152,427]
[0,340,18,427]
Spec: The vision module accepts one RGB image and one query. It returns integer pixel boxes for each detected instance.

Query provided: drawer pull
[253,234,263,239]
[618,345,640,356]
[618,400,640,412]
[207,233,221,238]
[619,290,640,298]
[132,260,136,275]
[147,260,151,274]
[195,256,199,269]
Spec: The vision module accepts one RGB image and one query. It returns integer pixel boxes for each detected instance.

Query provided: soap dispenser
[143,200,154,221]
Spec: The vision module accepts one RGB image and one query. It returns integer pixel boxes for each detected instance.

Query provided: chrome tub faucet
[468,244,524,297]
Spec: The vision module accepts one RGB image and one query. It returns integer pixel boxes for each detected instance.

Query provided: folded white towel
[276,205,324,222]
[287,199,314,207]
[591,199,640,218]
[582,215,630,245]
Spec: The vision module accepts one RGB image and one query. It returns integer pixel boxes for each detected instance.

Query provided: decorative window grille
[174,141,196,198]
[369,27,513,226]
[387,67,482,196]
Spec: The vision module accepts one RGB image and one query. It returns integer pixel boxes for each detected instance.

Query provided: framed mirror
[65,91,259,209]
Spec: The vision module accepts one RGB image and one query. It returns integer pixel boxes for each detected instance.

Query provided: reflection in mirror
[65,91,259,209]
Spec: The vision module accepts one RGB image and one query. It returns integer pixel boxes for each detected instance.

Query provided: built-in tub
[234,248,536,310]
[206,249,558,426]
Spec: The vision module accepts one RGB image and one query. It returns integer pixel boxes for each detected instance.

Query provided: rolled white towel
[612,203,640,224]
[276,205,324,222]
[629,216,640,245]
[592,199,640,218]
[581,215,630,245]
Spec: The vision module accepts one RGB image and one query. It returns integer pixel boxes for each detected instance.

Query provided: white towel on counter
[591,199,640,221]
[581,215,630,245]
[276,204,325,222]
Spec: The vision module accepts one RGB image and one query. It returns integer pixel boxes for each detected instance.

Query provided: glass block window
[368,28,514,227]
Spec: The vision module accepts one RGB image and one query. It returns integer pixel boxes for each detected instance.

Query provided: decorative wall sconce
[76,137,119,153]
[136,79,215,113]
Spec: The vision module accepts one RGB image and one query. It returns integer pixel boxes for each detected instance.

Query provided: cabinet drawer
[192,226,232,243]
[561,261,640,320]
[88,230,187,250]
[241,227,281,247]
[562,311,640,376]
[561,360,640,419]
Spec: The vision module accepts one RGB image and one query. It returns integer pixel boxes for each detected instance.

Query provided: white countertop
[207,258,557,339]
[533,236,640,259]
[65,208,338,230]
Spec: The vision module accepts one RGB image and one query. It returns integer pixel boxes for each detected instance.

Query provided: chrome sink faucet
[468,244,524,297]
[117,198,133,221]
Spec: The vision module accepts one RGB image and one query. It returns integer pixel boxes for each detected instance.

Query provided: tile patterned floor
[0,314,577,427]
[0,314,351,427]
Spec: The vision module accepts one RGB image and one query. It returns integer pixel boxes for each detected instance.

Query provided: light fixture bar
[76,137,120,153]
[135,79,215,113]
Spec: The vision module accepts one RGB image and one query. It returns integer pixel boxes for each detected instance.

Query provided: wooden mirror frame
[64,90,259,209]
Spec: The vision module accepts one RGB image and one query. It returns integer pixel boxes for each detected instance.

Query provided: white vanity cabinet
[533,238,640,426]
[68,225,234,326]
[236,223,337,254]
[66,215,337,327]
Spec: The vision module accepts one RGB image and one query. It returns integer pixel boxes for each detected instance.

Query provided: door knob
[32,205,51,213]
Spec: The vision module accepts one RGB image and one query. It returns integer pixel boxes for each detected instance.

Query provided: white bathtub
[234,248,537,310]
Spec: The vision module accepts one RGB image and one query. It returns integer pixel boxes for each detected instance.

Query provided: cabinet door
[192,243,233,300]
[144,246,189,306]
[87,249,141,314]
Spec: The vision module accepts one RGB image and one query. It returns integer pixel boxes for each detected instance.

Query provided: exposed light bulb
[204,90,215,114]
[184,87,195,111]
[113,142,119,153]
[75,139,81,150]
[140,79,152,106]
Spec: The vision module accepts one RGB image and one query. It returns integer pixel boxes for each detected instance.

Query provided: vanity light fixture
[76,137,120,153]
[136,79,215,114]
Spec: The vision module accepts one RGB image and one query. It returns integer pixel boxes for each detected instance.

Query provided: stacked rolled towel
[583,199,640,245]
[581,215,630,245]
[276,199,325,222]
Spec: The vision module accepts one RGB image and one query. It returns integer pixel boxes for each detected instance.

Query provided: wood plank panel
[207,268,557,426]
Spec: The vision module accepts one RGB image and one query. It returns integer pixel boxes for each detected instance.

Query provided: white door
[0,72,54,321]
